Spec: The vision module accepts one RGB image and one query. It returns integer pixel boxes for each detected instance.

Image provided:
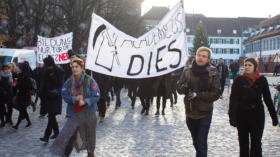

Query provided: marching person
[217,58,229,98]
[50,57,100,157]
[0,65,13,127]
[40,56,65,142]
[177,46,221,157]
[228,58,279,157]
[12,62,33,130]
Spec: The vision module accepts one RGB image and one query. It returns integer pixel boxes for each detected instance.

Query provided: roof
[142,6,169,20]
[185,14,266,37]
[142,7,266,37]
[245,14,280,42]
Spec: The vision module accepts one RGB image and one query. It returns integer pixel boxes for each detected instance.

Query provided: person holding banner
[177,47,221,157]
[50,57,100,157]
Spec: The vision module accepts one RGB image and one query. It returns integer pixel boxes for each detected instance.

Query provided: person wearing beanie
[229,57,279,157]
[12,62,33,130]
[39,55,65,143]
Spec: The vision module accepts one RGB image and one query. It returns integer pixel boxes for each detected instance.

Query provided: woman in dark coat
[12,62,33,130]
[228,58,279,157]
[40,56,64,142]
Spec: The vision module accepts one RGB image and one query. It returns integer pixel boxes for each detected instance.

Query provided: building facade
[142,7,266,65]
[244,14,280,63]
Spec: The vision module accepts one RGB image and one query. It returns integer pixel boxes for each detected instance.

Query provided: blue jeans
[186,115,212,157]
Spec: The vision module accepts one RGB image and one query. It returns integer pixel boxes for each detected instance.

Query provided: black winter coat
[137,77,161,99]
[229,75,278,127]
[15,73,33,106]
[0,76,13,104]
[40,66,64,114]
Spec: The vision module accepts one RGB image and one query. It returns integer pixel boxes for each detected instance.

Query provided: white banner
[37,32,73,64]
[86,3,187,78]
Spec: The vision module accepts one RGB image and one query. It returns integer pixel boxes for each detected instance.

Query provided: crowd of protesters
[0,47,279,157]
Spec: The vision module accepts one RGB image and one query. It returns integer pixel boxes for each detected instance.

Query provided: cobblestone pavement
[0,76,279,157]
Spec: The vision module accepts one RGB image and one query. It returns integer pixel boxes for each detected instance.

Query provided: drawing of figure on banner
[93,24,121,72]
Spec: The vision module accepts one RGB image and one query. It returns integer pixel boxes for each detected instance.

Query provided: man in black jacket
[217,58,229,98]
[40,56,64,143]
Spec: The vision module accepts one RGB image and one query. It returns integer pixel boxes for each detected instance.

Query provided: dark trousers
[97,97,106,117]
[128,87,137,107]
[186,115,212,157]
[140,97,150,114]
[6,103,13,123]
[156,96,166,111]
[44,113,59,138]
[170,88,178,105]
[115,89,121,107]
[15,106,31,127]
[220,79,225,96]
[237,122,264,157]
[0,104,7,124]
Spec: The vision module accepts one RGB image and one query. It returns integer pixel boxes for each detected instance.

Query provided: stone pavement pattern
[0,76,279,157]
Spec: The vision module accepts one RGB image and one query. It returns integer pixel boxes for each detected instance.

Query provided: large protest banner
[86,3,187,78]
[37,32,73,64]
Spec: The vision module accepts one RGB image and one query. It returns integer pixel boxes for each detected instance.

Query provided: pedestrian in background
[39,56,65,143]
[217,58,229,98]
[177,47,221,157]
[0,65,13,127]
[229,58,279,157]
[12,62,33,130]
[229,60,239,79]
[50,57,100,157]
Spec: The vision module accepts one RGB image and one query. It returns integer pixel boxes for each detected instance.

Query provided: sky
[142,0,280,18]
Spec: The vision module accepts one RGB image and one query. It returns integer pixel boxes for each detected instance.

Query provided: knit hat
[43,55,55,67]
[245,58,258,72]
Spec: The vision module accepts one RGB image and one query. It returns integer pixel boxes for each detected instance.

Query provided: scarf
[191,61,210,90]
[242,70,260,87]
[70,73,85,112]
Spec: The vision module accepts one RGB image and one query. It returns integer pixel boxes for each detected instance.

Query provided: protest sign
[37,32,72,64]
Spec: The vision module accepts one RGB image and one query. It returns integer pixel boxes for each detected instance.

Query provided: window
[234,49,239,54]
[217,29,222,34]
[186,28,190,33]
[266,40,269,50]
[187,37,192,43]
[278,38,280,49]
[218,39,223,44]
[273,38,276,50]
[225,39,231,44]
[270,39,272,50]
[225,49,230,54]
[234,39,239,44]
[233,29,237,34]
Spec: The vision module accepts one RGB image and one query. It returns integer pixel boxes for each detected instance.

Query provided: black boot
[40,137,49,143]
[145,108,149,115]
[162,110,165,115]
[155,110,160,115]
[140,107,146,114]
[25,122,32,128]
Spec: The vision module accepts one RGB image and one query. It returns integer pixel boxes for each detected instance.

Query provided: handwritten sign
[37,32,73,64]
